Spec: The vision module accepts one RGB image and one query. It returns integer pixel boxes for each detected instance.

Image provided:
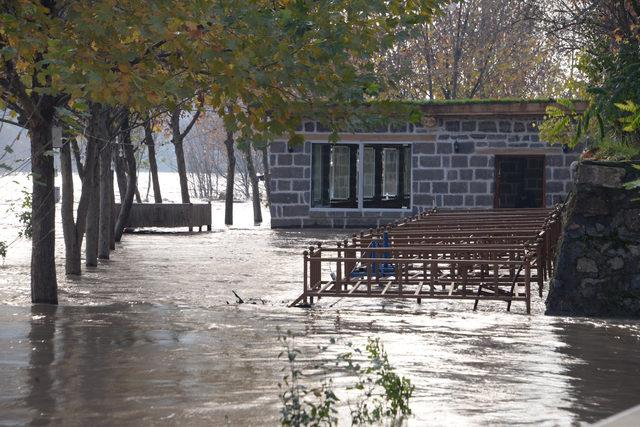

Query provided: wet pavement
[1,174,639,426]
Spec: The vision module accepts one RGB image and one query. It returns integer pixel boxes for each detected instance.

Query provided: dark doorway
[495,155,545,208]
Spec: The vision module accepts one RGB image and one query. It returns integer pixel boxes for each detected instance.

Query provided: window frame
[309,141,413,212]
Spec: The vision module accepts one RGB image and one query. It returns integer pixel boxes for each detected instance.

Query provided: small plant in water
[277,328,414,426]
[10,188,32,239]
[278,328,339,426]
[0,240,7,263]
[341,338,415,424]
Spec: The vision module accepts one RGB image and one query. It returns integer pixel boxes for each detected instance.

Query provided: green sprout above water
[277,328,414,426]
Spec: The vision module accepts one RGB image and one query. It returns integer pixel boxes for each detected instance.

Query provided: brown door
[495,155,545,208]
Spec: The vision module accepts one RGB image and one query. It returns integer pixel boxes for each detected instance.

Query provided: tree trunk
[85,105,108,267]
[144,121,162,203]
[134,185,142,204]
[29,114,58,303]
[109,167,116,250]
[170,107,200,204]
[114,151,127,203]
[114,115,137,242]
[98,136,112,259]
[174,137,190,203]
[85,157,100,267]
[71,138,84,180]
[224,131,235,226]
[60,117,98,275]
[244,147,262,224]
[261,146,272,207]
[60,135,82,275]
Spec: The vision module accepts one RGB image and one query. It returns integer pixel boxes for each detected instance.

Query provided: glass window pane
[383,148,398,197]
[330,146,350,200]
[312,144,323,205]
[403,147,411,196]
[364,147,375,198]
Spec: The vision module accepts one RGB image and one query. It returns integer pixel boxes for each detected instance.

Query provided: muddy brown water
[1,176,639,426]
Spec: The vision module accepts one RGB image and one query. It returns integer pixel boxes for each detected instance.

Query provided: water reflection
[27,305,57,426]
[553,319,640,424]
[1,300,639,426]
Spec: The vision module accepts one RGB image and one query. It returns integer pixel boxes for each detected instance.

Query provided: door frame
[494,154,546,208]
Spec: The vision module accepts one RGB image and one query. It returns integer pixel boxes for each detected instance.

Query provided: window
[364,147,375,198]
[330,146,350,200]
[311,144,359,208]
[382,148,398,197]
[312,144,324,205]
[311,143,411,209]
[403,148,411,196]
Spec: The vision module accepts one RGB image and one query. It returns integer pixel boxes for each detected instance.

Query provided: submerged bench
[114,203,212,231]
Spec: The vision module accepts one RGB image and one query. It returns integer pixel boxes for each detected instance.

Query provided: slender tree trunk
[71,138,84,180]
[174,137,190,203]
[224,131,235,226]
[60,135,82,275]
[145,168,151,202]
[114,151,127,203]
[134,185,142,204]
[114,115,137,242]
[85,166,100,267]
[423,27,435,100]
[98,136,112,259]
[170,107,200,204]
[61,122,98,275]
[260,146,272,207]
[109,167,116,250]
[85,105,107,267]
[170,109,190,203]
[144,120,162,203]
[29,112,58,303]
[244,147,262,224]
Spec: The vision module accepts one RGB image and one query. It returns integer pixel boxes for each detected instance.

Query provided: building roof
[406,98,588,117]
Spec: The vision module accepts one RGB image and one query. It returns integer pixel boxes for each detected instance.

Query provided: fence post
[525,258,531,315]
[303,250,309,305]
[344,238,355,288]
[309,246,321,301]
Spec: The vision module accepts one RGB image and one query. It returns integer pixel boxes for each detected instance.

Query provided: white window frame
[309,141,413,212]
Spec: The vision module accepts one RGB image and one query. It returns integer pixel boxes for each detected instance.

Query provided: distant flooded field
[1,173,639,426]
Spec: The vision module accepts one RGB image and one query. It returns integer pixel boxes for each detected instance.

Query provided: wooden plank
[348,281,363,295]
[381,280,393,295]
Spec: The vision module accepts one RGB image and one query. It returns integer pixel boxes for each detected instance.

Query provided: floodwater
[1,173,639,426]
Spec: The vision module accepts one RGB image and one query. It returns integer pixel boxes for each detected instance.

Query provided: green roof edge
[375,97,586,106]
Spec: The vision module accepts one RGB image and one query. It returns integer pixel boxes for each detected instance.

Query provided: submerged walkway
[291,207,563,313]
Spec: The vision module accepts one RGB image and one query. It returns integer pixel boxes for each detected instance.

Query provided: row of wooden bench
[291,207,563,313]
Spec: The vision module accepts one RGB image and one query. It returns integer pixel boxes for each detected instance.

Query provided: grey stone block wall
[546,162,640,317]
[269,116,580,229]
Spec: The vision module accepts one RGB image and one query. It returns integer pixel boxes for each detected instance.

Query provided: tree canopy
[0,0,448,304]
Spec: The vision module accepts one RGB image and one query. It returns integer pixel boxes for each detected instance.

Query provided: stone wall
[546,161,640,318]
[268,115,580,228]
[411,117,579,210]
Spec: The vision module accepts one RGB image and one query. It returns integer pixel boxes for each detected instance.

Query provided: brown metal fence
[291,206,563,313]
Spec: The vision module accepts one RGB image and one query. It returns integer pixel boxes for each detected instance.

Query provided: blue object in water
[379,231,395,276]
[350,239,378,278]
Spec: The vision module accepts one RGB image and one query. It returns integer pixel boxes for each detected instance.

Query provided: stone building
[268,100,585,228]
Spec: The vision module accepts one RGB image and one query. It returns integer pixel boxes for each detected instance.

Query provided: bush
[278,329,414,426]
[10,188,32,239]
